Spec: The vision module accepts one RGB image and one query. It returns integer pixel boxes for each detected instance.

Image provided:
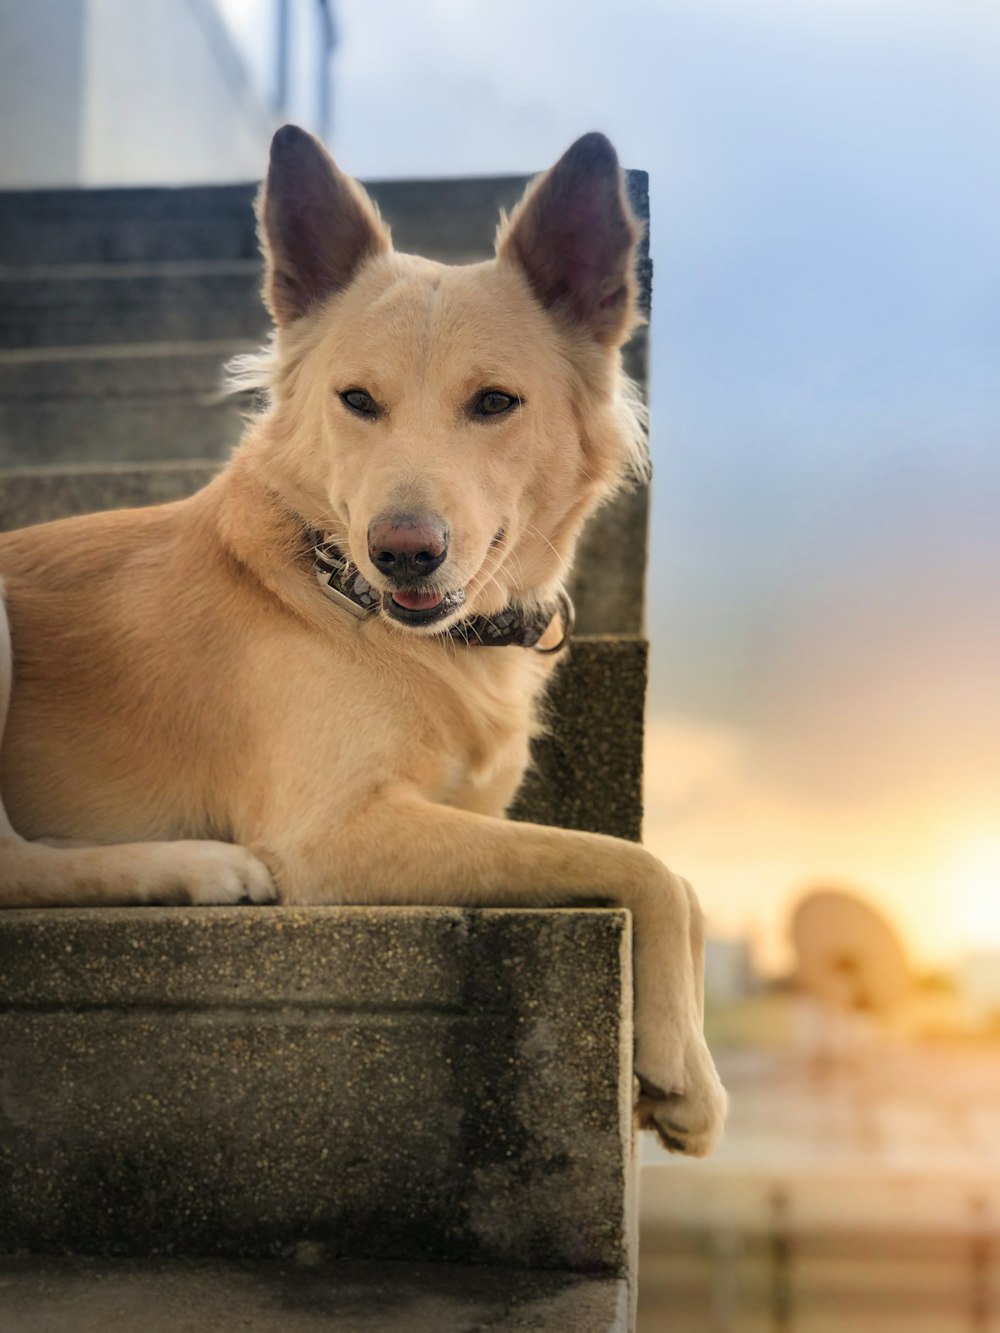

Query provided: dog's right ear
[257,125,391,327]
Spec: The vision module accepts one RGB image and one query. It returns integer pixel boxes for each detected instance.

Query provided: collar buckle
[532,590,575,654]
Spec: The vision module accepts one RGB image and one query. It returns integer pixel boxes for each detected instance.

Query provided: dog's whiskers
[475,548,514,610]
[523,523,570,576]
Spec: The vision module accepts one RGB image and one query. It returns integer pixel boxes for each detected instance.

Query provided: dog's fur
[0,128,726,1155]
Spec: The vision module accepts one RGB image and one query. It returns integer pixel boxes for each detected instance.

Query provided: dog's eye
[472,389,519,418]
[339,388,380,418]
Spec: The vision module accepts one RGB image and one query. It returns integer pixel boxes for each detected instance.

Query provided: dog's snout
[367,512,449,582]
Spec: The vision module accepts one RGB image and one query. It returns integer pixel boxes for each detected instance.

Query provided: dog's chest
[403,648,551,816]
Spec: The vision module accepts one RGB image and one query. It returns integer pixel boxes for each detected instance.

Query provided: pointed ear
[496,133,642,347]
[257,125,391,326]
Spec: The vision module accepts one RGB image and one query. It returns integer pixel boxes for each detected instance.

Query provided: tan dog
[0,128,726,1156]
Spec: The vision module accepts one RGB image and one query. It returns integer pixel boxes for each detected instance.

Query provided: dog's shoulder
[0,498,194,592]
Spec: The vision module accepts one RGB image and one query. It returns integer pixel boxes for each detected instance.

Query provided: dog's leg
[263,790,727,1156]
[0,589,275,908]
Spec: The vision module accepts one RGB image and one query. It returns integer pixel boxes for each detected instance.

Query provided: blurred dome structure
[791,889,912,1014]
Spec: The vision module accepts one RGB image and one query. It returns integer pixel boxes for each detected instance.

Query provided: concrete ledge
[0,907,634,1279]
[0,1254,628,1333]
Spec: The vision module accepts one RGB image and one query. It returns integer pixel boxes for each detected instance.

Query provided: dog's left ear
[257,125,391,326]
[497,133,642,347]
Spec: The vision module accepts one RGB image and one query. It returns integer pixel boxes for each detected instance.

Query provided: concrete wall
[81,0,277,186]
[0,0,279,188]
[0,0,87,186]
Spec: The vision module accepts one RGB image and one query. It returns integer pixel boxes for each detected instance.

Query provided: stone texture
[0,184,261,267]
[0,395,244,467]
[0,907,634,1275]
[0,460,221,530]
[0,345,251,465]
[0,262,269,350]
[512,638,646,841]
[0,1255,629,1333]
[572,486,648,638]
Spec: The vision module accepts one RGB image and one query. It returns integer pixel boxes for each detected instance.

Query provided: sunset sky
[229,0,1000,971]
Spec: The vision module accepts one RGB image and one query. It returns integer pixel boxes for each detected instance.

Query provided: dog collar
[310,534,574,653]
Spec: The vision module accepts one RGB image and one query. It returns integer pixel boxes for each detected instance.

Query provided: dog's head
[240,125,647,635]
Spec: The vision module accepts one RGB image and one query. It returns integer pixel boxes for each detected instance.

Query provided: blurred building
[791,887,912,1014]
[704,933,758,1005]
[0,0,335,188]
[960,950,1000,1025]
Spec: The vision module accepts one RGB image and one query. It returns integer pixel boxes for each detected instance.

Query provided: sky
[317,0,1000,971]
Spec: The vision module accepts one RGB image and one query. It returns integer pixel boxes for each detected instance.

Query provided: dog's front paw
[167,842,277,906]
[635,1030,727,1158]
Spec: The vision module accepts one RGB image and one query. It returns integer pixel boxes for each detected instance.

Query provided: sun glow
[643,718,1000,973]
[952,834,1000,948]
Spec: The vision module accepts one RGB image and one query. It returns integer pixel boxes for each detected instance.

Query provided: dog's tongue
[391,589,444,612]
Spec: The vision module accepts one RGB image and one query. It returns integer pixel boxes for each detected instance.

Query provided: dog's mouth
[379,527,507,629]
[383,586,466,627]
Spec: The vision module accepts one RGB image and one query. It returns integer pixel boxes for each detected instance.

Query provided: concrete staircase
[0,173,652,1331]
[0,183,265,466]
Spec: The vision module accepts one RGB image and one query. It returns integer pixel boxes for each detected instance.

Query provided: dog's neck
[210,459,573,655]
[311,534,574,653]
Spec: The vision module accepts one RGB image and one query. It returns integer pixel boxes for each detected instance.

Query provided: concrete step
[0,184,259,267]
[0,1255,628,1333]
[0,459,221,530]
[0,908,634,1275]
[0,261,269,350]
[0,343,250,465]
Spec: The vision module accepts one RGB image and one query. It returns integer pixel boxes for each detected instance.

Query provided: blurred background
[1,0,998,1328]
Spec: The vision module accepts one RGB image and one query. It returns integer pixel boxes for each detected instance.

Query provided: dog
[0,127,726,1156]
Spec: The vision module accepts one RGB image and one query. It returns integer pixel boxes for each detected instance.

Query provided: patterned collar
[310,534,574,653]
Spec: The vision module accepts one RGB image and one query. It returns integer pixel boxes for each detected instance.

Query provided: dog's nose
[367,512,449,581]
